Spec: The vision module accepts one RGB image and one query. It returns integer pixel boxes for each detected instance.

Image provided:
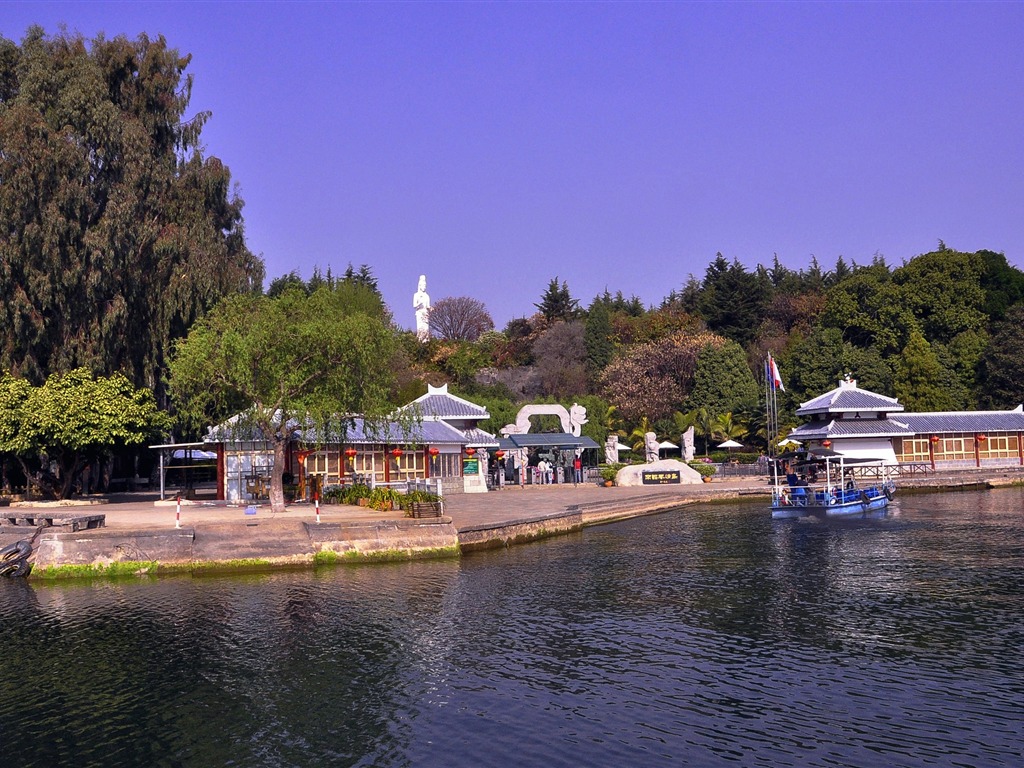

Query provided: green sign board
[463,457,479,475]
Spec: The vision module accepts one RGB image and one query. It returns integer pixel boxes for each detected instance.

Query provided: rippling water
[2,489,1023,767]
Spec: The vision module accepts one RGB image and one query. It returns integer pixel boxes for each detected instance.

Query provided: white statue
[604,434,620,465]
[413,274,430,342]
[644,431,659,463]
[682,426,695,462]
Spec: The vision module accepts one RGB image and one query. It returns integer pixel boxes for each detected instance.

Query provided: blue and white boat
[770,449,895,519]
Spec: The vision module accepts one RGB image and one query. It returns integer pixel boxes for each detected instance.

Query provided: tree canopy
[168,284,402,511]
[0,368,168,499]
[0,27,262,402]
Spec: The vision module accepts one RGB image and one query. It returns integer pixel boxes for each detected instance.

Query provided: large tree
[428,296,494,341]
[893,329,957,412]
[0,28,262,402]
[978,304,1024,409]
[168,285,401,512]
[0,368,168,499]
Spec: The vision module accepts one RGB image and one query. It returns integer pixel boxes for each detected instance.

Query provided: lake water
[2,489,1022,767]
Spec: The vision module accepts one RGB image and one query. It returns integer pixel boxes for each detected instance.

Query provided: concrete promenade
[3,467,1021,576]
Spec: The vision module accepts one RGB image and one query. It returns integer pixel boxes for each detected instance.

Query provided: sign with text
[463,458,479,476]
[642,470,680,485]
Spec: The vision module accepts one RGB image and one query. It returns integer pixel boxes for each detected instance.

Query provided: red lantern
[466,447,476,456]
[495,450,505,459]
[392,447,404,458]
[976,434,987,442]
[930,435,940,443]
[344,447,358,459]
[822,440,832,449]
[428,446,440,456]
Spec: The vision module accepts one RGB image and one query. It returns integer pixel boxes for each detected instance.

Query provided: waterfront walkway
[7,476,766,530]
[4,467,1021,575]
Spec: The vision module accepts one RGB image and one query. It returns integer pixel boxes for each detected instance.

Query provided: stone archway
[501,403,587,437]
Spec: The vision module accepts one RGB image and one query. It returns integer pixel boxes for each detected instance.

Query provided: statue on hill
[413,275,431,342]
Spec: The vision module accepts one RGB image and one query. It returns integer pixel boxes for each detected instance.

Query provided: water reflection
[1,489,1022,767]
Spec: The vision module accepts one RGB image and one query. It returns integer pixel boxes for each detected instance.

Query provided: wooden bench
[410,501,443,519]
[1,513,106,531]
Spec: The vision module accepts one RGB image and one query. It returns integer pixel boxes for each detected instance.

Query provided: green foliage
[0,27,261,401]
[0,368,168,498]
[465,389,519,436]
[977,304,1024,409]
[599,463,623,482]
[893,249,987,345]
[893,330,957,411]
[168,284,401,512]
[534,278,580,321]
[687,460,717,477]
[584,300,614,376]
[696,255,769,346]
[367,487,401,511]
[342,484,372,504]
[978,251,1024,320]
[687,341,760,416]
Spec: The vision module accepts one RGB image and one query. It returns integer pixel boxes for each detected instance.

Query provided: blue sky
[3,2,1022,329]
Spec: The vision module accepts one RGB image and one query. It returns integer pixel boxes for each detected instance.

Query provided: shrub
[343,484,372,505]
[687,460,717,477]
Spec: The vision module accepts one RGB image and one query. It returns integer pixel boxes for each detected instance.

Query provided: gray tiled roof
[797,381,903,416]
[462,427,499,447]
[790,418,914,440]
[401,384,489,420]
[899,410,1024,434]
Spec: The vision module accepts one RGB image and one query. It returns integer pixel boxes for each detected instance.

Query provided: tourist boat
[770,448,895,519]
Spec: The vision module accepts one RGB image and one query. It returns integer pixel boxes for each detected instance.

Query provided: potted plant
[688,460,717,482]
[598,464,623,487]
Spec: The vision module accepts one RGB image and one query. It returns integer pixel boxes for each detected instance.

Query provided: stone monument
[604,434,620,464]
[644,431,659,463]
[413,275,430,342]
[682,426,695,462]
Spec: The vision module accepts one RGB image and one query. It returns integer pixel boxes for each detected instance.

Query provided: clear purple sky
[4,2,1022,329]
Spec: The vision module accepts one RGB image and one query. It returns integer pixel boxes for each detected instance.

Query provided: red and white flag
[768,354,785,392]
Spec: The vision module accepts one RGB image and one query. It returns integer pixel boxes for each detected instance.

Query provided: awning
[495,433,599,451]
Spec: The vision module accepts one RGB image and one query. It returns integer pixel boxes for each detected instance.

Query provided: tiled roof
[401,383,489,420]
[790,418,914,440]
[899,409,1024,434]
[462,427,499,447]
[797,379,903,416]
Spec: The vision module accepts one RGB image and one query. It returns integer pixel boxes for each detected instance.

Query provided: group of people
[534,455,583,485]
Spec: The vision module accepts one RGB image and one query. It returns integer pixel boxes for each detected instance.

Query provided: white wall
[833,438,898,465]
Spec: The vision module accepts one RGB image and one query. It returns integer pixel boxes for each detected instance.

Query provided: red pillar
[216,444,225,501]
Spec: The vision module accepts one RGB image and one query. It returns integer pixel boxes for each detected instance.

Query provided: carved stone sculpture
[644,431,659,463]
[682,426,695,462]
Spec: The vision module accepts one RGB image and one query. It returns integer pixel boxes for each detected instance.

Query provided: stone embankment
[2,468,1021,579]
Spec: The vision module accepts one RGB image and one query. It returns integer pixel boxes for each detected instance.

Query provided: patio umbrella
[717,439,743,449]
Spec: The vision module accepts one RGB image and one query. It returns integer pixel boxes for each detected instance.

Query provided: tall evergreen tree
[584,299,614,378]
[978,304,1024,408]
[893,330,957,411]
[0,28,261,403]
[534,278,580,321]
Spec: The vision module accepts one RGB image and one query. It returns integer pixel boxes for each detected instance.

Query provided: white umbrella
[657,440,678,451]
[777,438,802,448]
[717,439,743,449]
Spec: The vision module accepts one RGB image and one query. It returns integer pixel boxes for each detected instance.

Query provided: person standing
[573,454,582,485]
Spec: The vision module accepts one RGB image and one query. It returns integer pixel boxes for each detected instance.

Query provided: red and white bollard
[315,493,320,524]
[175,495,181,529]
